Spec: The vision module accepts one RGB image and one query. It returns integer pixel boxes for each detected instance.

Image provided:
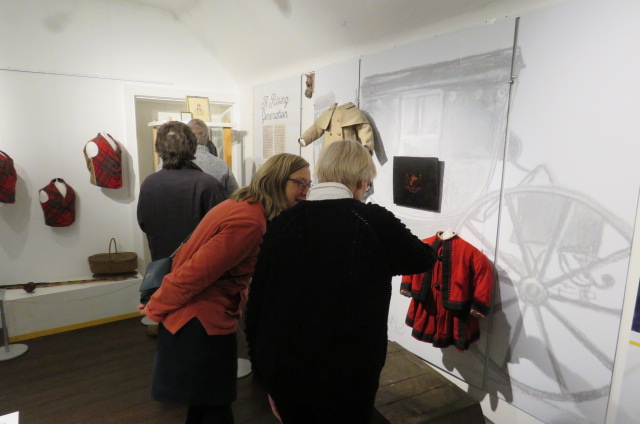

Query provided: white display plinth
[2,277,141,340]
[0,343,28,361]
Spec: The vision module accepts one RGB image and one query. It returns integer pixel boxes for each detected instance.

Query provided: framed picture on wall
[186,96,211,121]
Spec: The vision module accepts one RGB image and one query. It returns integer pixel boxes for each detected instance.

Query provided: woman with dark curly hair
[137,121,226,261]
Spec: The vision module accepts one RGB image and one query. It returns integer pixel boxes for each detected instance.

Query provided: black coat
[246,199,435,407]
[137,166,226,260]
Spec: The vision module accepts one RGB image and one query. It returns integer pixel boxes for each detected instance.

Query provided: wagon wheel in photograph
[455,185,632,402]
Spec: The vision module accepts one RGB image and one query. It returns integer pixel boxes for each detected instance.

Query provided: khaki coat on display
[300,102,374,151]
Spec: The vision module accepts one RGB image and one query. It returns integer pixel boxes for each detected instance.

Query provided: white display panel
[486,1,640,423]
[253,75,301,162]
[360,18,517,389]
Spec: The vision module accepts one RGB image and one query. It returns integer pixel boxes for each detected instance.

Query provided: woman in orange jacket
[139,153,311,424]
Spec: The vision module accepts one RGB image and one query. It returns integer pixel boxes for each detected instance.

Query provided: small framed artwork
[393,156,443,212]
[186,96,211,121]
[181,112,193,122]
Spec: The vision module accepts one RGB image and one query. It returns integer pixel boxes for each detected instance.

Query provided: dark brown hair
[155,121,197,169]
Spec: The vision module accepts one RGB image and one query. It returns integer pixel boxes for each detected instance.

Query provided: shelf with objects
[139,96,236,173]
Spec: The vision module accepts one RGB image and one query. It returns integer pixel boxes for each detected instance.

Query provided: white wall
[0,0,238,285]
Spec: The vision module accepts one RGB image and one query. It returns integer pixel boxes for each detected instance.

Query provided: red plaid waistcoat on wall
[0,150,17,203]
[83,133,123,189]
[39,178,76,227]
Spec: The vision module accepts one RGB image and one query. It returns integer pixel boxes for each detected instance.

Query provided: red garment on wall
[39,178,76,227]
[401,232,493,351]
[0,150,17,203]
[83,133,123,189]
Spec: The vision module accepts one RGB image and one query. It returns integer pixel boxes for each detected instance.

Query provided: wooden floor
[1,317,484,424]
[0,317,279,424]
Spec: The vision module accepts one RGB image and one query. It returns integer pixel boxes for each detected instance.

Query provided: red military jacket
[401,232,493,350]
[83,133,123,189]
[39,178,76,227]
[0,150,17,203]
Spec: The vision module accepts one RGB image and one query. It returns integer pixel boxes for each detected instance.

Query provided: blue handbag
[139,256,172,304]
[139,234,190,304]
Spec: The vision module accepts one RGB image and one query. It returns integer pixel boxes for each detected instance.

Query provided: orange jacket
[144,199,266,335]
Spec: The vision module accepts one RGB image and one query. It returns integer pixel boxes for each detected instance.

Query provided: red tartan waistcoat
[83,133,123,189]
[0,150,17,203]
[39,178,76,227]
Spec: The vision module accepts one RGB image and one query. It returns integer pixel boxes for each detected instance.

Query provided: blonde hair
[231,153,309,220]
[187,118,209,145]
[315,140,376,192]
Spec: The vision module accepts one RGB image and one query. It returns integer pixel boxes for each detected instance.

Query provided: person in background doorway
[139,153,311,424]
[188,118,239,197]
[246,140,436,424]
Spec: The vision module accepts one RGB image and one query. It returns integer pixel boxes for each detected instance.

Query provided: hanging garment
[299,102,374,151]
[0,150,17,203]
[83,133,123,189]
[401,231,493,351]
[39,178,76,227]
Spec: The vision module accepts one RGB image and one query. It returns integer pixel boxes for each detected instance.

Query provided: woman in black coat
[137,121,226,261]
[246,140,436,424]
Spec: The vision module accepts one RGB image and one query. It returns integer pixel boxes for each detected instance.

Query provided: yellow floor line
[9,312,141,342]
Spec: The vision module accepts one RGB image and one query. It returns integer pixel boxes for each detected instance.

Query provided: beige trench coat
[299,102,374,151]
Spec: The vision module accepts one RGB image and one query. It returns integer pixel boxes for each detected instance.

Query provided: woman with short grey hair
[246,140,436,424]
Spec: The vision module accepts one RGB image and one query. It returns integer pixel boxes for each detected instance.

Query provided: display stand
[141,316,155,326]
[237,358,252,378]
[0,289,28,361]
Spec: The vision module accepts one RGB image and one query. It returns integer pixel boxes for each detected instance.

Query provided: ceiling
[129,0,523,84]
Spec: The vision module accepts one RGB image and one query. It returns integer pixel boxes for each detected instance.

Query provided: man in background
[188,119,239,197]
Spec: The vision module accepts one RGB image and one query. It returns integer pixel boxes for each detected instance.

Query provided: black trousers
[186,404,234,424]
[272,396,374,424]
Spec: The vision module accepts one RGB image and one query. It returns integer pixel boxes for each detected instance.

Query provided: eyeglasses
[365,181,373,193]
[288,178,313,191]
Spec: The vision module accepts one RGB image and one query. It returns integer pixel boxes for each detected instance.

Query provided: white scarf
[307,182,353,201]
